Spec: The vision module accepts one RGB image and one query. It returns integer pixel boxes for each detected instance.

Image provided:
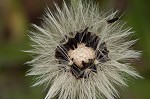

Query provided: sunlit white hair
[26,0,141,99]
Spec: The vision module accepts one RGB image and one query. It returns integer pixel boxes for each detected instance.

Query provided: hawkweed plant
[26,0,142,99]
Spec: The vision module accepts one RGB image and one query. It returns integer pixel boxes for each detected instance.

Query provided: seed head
[26,0,141,99]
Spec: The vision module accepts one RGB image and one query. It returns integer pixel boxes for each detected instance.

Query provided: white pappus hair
[26,0,142,99]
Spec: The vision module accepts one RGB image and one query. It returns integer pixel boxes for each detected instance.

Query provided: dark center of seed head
[55,28,109,79]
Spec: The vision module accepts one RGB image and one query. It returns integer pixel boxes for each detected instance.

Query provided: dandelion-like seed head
[27,0,141,99]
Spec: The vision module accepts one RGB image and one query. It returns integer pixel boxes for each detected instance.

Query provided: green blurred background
[0,0,150,99]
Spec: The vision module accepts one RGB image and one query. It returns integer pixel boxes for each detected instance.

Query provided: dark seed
[107,17,119,23]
